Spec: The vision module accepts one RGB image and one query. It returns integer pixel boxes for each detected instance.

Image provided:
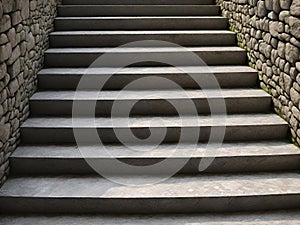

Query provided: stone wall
[0,0,60,186]
[217,0,300,145]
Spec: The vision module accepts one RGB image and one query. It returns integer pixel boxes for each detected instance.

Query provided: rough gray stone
[285,25,290,33]
[296,62,300,72]
[290,115,298,130]
[21,0,30,20]
[280,58,286,70]
[15,0,23,10]
[26,33,35,51]
[0,63,6,80]
[271,49,278,63]
[256,30,262,39]
[293,82,300,92]
[0,42,12,63]
[30,1,37,10]
[7,46,21,65]
[8,78,19,95]
[289,17,300,39]
[278,33,291,42]
[291,0,300,16]
[11,11,22,26]
[0,2,3,19]
[257,1,268,17]
[291,88,300,105]
[292,106,300,121]
[290,67,298,79]
[265,0,274,9]
[279,0,292,8]
[19,41,27,56]
[0,15,11,33]
[270,38,278,48]
[290,37,300,48]
[273,0,282,12]
[31,24,40,36]
[7,58,20,78]
[7,28,20,48]
[269,21,284,37]
[285,43,299,63]
[0,0,51,186]
[268,12,278,20]
[278,41,285,58]
[283,72,293,93]
[0,124,10,142]
[279,11,290,23]
[0,34,8,45]
[2,0,13,13]
[284,62,290,73]
[263,33,272,43]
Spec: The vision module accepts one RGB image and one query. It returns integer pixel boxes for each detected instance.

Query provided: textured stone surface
[0,15,11,33]
[0,0,61,187]
[0,42,12,62]
[0,124,10,142]
[289,16,300,38]
[291,0,300,16]
[1,211,300,225]
[258,1,268,17]
[279,0,292,9]
[217,0,300,145]
[285,43,299,63]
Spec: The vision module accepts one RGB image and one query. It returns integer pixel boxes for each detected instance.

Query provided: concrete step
[20,114,288,144]
[1,172,300,213]
[1,210,300,224]
[38,66,258,90]
[29,89,272,116]
[58,5,220,17]
[11,141,300,175]
[54,17,228,31]
[44,47,247,67]
[50,30,235,47]
[62,0,215,5]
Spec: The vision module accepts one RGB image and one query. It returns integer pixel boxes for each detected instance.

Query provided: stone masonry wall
[0,0,60,186]
[216,0,300,145]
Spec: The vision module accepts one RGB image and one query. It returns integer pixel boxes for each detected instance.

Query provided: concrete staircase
[1,0,300,223]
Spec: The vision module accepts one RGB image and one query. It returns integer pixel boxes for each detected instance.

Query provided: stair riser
[54,18,228,31]
[58,6,220,17]
[29,98,272,116]
[1,195,300,213]
[11,155,300,175]
[38,72,258,90]
[50,33,235,47]
[62,0,215,5]
[21,125,288,144]
[45,51,247,67]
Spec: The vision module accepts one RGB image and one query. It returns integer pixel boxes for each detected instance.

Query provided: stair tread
[62,0,215,5]
[1,211,300,225]
[38,66,257,75]
[22,114,286,128]
[31,89,270,100]
[13,141,300,158]
[46,46,245,53]
[51,30,233,35]
[1,172,300,198]
[56,16,225,19]
[58,4,219,5]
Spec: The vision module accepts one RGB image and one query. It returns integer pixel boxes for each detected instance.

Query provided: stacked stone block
[0,0,60,186]
[217,0,300,145]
